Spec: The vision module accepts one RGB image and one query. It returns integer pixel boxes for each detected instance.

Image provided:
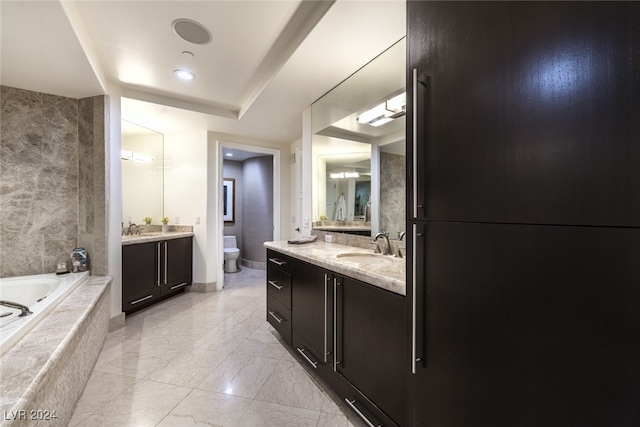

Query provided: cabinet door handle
[412,224,425,374]
[412,68,427,217]
[412,67,419,219]
[333,276,342,371]
[296,347,318,369]
[268,257,286,266]
[131,295,154,305]
[268,280,283,290]
[324,274,328,363]
[156,242,161,286]
[268,310,284,324]
[163,241,168,285]
[344,398,382,427]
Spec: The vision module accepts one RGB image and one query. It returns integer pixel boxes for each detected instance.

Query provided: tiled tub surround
[0,86,108,278]
[0,275,112,427]
[263,240,406,296]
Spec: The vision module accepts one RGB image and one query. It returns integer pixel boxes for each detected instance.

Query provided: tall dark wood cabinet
[407,2,640,426]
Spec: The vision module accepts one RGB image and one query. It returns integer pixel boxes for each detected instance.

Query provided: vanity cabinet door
[335,275,407,427]
[161,237,193,296]
[122,241,160,313]
[292,261,329,360]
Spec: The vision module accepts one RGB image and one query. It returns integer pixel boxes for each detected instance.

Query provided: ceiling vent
[172,19,212,45]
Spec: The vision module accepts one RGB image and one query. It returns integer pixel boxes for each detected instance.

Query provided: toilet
[223,235,240,273]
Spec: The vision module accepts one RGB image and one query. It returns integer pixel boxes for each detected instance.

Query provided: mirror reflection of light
[532,50,593,102]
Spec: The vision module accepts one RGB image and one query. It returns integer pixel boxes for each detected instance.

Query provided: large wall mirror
[121,120,164,226]
[312,37,406,238]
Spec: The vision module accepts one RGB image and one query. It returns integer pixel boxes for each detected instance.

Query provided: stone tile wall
[379,152,406,239]
[0,86,107,277]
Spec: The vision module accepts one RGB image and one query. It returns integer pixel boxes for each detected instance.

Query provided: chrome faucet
[127,222,139,236]
[0,300,32,317]
[373,232,392,255]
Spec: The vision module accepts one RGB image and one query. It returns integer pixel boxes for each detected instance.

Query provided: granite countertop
[314,225,372,232]
[264,240,406,296]
[121,231,194,245]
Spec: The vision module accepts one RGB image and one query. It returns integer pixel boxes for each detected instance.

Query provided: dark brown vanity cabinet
[122,237,193,314]
[266,248,406,426]
[335,275,407,427]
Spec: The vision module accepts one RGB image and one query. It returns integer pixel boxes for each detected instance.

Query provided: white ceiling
[1,0,406,144]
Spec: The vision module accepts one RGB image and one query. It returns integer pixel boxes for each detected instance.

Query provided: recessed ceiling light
[174,68,195,81]
[172,18,212,44]
[225,153,234,157]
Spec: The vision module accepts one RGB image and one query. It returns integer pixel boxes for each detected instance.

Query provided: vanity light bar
[121,149,153,162]
[330,172,360,179]
[356,92,406,127]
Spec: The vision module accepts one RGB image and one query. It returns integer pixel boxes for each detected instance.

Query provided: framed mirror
[312,37,406,238]
[121,120,164,226]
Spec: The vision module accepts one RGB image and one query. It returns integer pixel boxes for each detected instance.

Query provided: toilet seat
[224,248,239,254]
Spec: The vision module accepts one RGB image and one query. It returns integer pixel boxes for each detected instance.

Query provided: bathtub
[0,271,89,356]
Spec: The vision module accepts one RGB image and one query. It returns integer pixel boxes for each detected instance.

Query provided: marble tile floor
[70,267,365,427]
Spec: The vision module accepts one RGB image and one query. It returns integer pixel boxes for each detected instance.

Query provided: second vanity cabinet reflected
[266,249,406,427]
[122,237,193,314]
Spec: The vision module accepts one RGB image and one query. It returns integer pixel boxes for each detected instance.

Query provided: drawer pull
[268,258,287,266]
[296,347,318,369]
[268,280,283,290]
[170,282,188,290]
[344,398,381,427]
[268,310,284,324]
[130,295,154,305]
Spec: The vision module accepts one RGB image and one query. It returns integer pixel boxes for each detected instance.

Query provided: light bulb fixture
[173,68,196,81]
[330,172,360,179]
[357,92,406,127]
[121,149,153,162]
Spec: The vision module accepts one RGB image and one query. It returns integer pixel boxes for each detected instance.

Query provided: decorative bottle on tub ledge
[70,248,88,273]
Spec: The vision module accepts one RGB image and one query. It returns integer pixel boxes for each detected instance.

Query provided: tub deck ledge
[0,275,111,427]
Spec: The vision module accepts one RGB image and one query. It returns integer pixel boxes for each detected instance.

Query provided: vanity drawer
[267,267,291,309]
[267,295,291,345]
[267,250,292,274]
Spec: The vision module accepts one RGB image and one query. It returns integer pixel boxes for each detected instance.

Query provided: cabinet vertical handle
[333,276,338,371]
[413,68,419,219]
[412,224,424,374]
[324,273,328,363]
[156,242,161,286]
[163,241,168,285]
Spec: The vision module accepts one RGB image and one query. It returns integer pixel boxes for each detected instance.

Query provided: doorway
[217,141,280,289]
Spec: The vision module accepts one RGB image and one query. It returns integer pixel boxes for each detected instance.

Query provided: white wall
[106,88,123,320]
[164,130,209,284]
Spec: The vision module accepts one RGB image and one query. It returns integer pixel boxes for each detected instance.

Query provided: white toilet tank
[224,235,237,249]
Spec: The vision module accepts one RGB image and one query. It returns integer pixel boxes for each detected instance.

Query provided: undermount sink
[335,252,394,266]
